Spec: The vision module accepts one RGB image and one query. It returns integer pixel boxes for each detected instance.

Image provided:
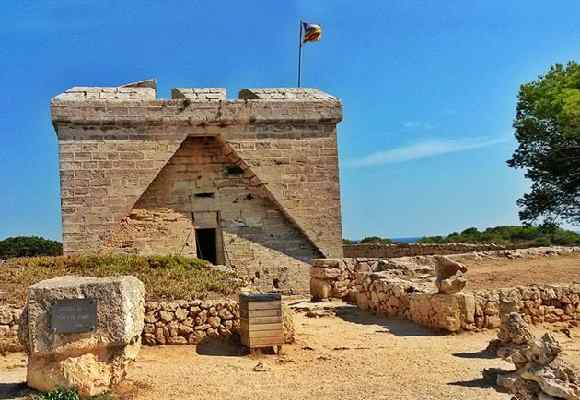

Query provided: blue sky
[0,1,579,241]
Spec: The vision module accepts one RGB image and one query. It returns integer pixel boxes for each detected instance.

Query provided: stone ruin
[18,276,144,397]
[310,247,580,332]
[487,311,580,399]
[51,81,343,294]
[434,255,468,294]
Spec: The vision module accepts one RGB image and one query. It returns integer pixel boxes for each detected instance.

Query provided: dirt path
[464,254,580,290]
[3,304,580,400]
[124,306,549,400]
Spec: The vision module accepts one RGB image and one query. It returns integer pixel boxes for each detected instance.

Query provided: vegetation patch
[419,225,580,246]
[0,236,63,259]
[2,254,243,305]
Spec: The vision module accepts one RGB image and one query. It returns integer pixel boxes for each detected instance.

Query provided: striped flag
[302,22,322,43]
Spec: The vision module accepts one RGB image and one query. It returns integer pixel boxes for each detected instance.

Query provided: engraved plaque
[51,299,97,333]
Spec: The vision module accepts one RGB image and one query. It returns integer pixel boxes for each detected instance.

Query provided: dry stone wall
[142,300,239,345]
[343,243,512,258]
[311,247,580,332]
[0,304,22,352]
[0,300,239,353]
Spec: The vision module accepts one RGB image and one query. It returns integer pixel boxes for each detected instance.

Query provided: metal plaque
[50,299,97,334]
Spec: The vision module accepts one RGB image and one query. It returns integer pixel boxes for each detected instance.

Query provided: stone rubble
[310,247,580,333]
[434,255,468,294]
[490,312,580,400]
[0,305,22,353]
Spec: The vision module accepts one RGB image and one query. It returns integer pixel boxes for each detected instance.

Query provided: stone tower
[51,80,343,293]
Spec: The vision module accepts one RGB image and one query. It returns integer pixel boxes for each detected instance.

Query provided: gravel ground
[3,303,580,400]
[464,253,580,290]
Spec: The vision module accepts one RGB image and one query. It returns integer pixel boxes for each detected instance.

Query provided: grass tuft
[3,254,243,305]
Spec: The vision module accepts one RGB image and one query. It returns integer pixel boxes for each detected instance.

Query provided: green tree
[360,236,393,244]
[507,62,580,225]
[0,236,63,259]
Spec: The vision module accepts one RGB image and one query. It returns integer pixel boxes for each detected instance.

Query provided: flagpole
[297,20,303,88]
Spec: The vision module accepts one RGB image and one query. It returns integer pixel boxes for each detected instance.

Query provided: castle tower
[51,80,343,293]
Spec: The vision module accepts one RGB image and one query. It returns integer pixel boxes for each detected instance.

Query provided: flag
[302,22,321,43]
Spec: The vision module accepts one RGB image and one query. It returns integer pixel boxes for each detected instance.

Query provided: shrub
[3,254,243,305]
[360,236,393,244]
[33,388,80,400]
[419,225,580,247]
[0,236,62,259]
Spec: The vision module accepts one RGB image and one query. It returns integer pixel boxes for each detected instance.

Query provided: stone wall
[343,243,511,258]
[0,304,22,352]
[52,82,343,294]
[311,247,580,332]
[0,300,239,352]
[142,300,239,345]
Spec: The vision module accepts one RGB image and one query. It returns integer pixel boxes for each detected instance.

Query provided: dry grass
[1,254,243,305]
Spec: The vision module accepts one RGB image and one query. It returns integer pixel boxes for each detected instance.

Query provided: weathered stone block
[19,276,145,397]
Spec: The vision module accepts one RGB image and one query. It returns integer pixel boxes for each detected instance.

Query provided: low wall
[343,243,510,258]
[0,300,240,352]
[356,272,580,332]
[311,247,580,332]
[0,305,21,352]
[142,300,239,345]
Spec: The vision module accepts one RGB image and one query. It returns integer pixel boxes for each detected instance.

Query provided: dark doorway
[195,228,217,265]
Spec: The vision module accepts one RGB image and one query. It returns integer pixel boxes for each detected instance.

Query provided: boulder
[492,312,580,400]
[436,276,467,294]
[434,256,468,294]
[310,278,332,301]
[18,276,144,397]
[282,304,295,344]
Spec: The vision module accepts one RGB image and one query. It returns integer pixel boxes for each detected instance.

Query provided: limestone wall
[52,83,343,294]
[0,305,22,352]
[0,300,239,353]
[142,300,239,345]
[311,247,580,332]
[343,243,511,258]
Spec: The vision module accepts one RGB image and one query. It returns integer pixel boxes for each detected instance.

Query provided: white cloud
[402,121,434,130]
[347,136,510,168]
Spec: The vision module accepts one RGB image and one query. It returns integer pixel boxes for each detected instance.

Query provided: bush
[3,254,243,305]
[0,236,62,259]
[360,236,393,244]
[33,388,80,400]
[418,225,580,247]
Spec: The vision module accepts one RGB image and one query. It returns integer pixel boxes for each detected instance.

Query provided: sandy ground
[4,303,580,400]
[464,253,580,290]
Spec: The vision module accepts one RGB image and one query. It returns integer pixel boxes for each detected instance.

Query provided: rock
[174,308,188,321]
[207,316,221,329]
[0,309,12,324]
[498,312,535,346]
[218,308,234,320]
[310,278,332,301]
[18,276,144,397]
[188,330,206,344]
[167,336,188,345]
[490,311,580,400]
[436,276,467,294]
[311,268,342,279]
[434,256,467,279]
[356,292,369,311]
[159,310,174,322]
[282,304,295,344]
[434,256,468,294]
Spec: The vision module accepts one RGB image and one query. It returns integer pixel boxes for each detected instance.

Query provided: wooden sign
[50,299,97,334]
